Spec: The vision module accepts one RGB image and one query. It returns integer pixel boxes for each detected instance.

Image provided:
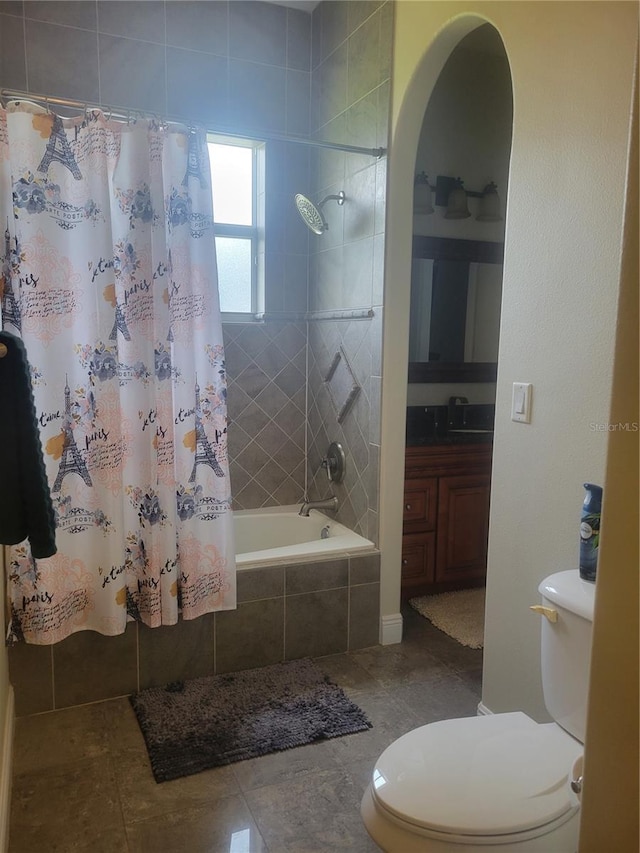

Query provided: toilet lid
[371,712,582,837]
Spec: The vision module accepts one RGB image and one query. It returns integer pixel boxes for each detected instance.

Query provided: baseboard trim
[0,686,14,853]
[477,701,493,716]
[380,613,403,645]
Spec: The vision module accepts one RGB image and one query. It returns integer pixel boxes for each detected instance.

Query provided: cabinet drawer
[403,478,437,531]
[401,532,436,586]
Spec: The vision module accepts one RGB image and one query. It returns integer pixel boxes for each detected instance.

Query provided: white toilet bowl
[361,711,583,852]
[362,572,594,852]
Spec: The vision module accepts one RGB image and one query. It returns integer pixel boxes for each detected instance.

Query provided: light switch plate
[512,382,532,423]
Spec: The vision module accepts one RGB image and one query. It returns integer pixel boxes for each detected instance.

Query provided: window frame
[207,133,260,320]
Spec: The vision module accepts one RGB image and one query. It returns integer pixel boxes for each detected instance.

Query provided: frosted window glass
[208,143,253,226]
[216,237,252,313]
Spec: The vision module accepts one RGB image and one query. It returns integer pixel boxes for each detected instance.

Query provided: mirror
[408,236,503,382]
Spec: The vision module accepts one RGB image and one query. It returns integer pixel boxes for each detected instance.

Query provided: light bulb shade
[413,173,434,214]
[444,181,471,219]
[476,182,503,222]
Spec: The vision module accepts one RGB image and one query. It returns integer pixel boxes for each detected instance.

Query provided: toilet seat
[370,712,582,842]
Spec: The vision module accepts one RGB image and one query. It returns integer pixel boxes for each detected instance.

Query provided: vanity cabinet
[402,444,492,598]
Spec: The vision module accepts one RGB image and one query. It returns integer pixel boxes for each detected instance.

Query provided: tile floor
[8,605,482,852]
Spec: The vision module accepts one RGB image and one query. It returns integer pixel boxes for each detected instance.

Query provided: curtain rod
[0,89,387,159]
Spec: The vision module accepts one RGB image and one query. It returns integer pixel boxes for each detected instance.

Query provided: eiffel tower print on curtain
[189,379,223,482]
[182,132,207,189]
[1,224,21,332]
[52,380,92,493]
[37,115,82,180]
[109,301,131,341]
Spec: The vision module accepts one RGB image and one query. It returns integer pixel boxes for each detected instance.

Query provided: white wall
[380,1,637,730]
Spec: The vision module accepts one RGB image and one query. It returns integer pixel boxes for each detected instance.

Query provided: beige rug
[409,588,485,649]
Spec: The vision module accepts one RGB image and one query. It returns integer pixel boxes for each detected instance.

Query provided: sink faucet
[448,395,468,428]
[298,496,339,517]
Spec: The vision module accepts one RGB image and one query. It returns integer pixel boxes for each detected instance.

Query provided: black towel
[0,331,57,559]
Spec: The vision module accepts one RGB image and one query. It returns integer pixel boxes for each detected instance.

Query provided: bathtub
[234,505,375,567]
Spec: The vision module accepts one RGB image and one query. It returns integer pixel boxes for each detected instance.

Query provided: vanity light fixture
[414,173,503,222]
[475,181,503,221]
[413,172,434,215]
[444,177,471,219]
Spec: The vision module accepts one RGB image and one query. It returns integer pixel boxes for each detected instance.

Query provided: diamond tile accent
[254,382,291,419]
[235,479,271,509]
[274,362,306,397]
[235,364,271,398]
[225,322,307,509]
[236,325,271,360]
[255,422,289,457]
[273,323,306,358]
[227,421,252,461]
[229,462,252,501]
[226,379,252,418]
[223,337,253,376]
[235,401,272,439]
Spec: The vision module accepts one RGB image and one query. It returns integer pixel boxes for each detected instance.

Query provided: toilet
[361,570,595,852]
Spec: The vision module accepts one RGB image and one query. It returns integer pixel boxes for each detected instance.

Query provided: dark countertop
[406,403,495,447]
[406,432,494,447]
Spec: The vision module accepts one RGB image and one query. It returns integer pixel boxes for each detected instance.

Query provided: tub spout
[298,496,338,517]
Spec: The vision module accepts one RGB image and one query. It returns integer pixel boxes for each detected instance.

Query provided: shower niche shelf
[325,347,360,423]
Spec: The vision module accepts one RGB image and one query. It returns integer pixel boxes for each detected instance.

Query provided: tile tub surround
[224,321,308,510]
[8,604,482,853]
[306,1,392,545]
[8,552,381,716]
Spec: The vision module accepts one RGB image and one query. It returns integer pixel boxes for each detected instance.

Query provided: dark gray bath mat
[130,658,372,782]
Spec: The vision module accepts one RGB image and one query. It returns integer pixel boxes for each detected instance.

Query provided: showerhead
[295,191,345,235]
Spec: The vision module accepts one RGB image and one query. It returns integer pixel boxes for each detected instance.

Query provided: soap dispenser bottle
[579,483,603,582]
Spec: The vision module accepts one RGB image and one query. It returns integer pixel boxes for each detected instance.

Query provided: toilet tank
[538,570,595,743]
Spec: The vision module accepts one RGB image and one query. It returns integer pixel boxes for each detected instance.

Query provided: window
[207,135,260,316]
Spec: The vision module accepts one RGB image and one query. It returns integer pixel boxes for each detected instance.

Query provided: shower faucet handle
[321,442,346,484]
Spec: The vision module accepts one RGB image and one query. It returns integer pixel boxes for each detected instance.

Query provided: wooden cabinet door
[436,473,491,583]
[401,532,436,593]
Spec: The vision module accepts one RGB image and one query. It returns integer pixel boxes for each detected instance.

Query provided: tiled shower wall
[0,0,392,518]
[224,320,307,509]
[306,1,392,541]
[0,0,312,506]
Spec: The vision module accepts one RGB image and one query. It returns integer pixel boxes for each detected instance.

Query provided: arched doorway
[378,16,513,643]
[403,25,512,605]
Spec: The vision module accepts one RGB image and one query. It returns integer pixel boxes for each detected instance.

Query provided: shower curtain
[0,102,236,644]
